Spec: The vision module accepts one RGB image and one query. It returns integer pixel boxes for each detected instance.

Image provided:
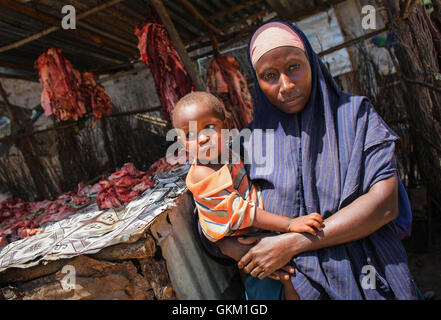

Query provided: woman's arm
[238,174,399,279]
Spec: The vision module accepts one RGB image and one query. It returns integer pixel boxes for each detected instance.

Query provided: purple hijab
[243,19,417,299]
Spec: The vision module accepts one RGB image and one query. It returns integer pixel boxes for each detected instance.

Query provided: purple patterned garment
[242,19,418,299]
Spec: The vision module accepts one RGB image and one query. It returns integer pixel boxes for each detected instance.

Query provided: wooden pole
[0,0,130,54]
[211,33,220,56]
[150,0,205,91]
[176,0,224,36]
[0,80,17,126]
[317,27,388,57]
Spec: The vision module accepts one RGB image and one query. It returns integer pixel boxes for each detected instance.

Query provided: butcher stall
[0,0,270,300]
[2,0,439,301]
[0,164,243,300]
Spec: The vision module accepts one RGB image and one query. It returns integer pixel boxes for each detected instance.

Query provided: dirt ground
[404,211,441,300]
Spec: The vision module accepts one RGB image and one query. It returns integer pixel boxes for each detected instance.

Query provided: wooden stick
[0,80,17,126]
[176,0,224,36]
[401,0,417,19]
[0,107,163,144]
[185,8,272,51]
[0,60,34,71]
[150,0,205,91]
[317,27,389,57]
[0,0,129,54]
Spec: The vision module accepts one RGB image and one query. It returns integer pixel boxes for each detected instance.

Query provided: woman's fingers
[237,251,252,269]
[281,265,295,274]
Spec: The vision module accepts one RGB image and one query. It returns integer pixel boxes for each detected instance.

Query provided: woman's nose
[279,73,295,94]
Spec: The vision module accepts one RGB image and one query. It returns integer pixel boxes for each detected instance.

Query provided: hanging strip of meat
[35,49,113,127]
[35,48,87,122]
[206,55,254,130]
[135,18,195,122]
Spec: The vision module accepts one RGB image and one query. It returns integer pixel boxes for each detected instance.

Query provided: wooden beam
[150,0,205,91]
[189,23,260,60]
[209,0,264,21]
[185,7,272,51]
[0,0,134,55]
[0,60,34,71]
[164,3,203,36]
[176,0,224,36]
[317,27,388,57]
[33,0,138,45]
[0,26,127,65]
[0,73,38,81]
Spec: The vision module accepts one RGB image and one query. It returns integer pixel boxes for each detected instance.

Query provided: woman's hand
[216,234,295,281]
[236,175,400,279]
[237,233,298,280]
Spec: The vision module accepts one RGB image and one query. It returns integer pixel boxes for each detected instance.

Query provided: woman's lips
[281,95,301,104]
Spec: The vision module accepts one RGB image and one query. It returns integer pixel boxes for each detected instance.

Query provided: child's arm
[253,208,323,236]
[189,165,323,239]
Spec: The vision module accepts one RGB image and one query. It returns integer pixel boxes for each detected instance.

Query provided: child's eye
[205,124,216,130]
[186,131,196,139]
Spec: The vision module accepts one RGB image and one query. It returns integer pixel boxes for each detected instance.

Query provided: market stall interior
[0,0,441,300]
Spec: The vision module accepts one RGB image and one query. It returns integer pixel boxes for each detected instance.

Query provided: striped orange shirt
[186,156,263,242]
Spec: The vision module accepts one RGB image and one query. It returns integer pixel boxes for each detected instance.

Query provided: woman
[196,19,419,300]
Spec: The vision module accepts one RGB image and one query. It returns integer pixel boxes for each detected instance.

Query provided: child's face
[174,102,225,163]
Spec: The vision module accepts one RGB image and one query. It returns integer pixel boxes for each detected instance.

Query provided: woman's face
[254,46,312,114]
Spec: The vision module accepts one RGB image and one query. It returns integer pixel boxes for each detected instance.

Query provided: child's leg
[281,278,300,300]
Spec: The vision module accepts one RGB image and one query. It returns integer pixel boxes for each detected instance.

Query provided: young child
[172,91,323,300]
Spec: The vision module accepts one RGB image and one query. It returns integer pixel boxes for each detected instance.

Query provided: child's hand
[288,213,323,235]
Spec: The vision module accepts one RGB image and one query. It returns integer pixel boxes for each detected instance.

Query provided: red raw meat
[35,49,113,127]
[70,195,89,206]
[95,162,157,210]
[35,48,87,121]
[81,72,113,128]
[1,161,162,247]
[206,55,254,130]
[34,204,77,225]
[114,176,140,188]
[0,187,91,248]
[89,182,101,195]
[16,220,42,239]
[135,16,195,122]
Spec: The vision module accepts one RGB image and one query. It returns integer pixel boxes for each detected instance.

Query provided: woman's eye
[262,72,276,81]
[288,64,300,72]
